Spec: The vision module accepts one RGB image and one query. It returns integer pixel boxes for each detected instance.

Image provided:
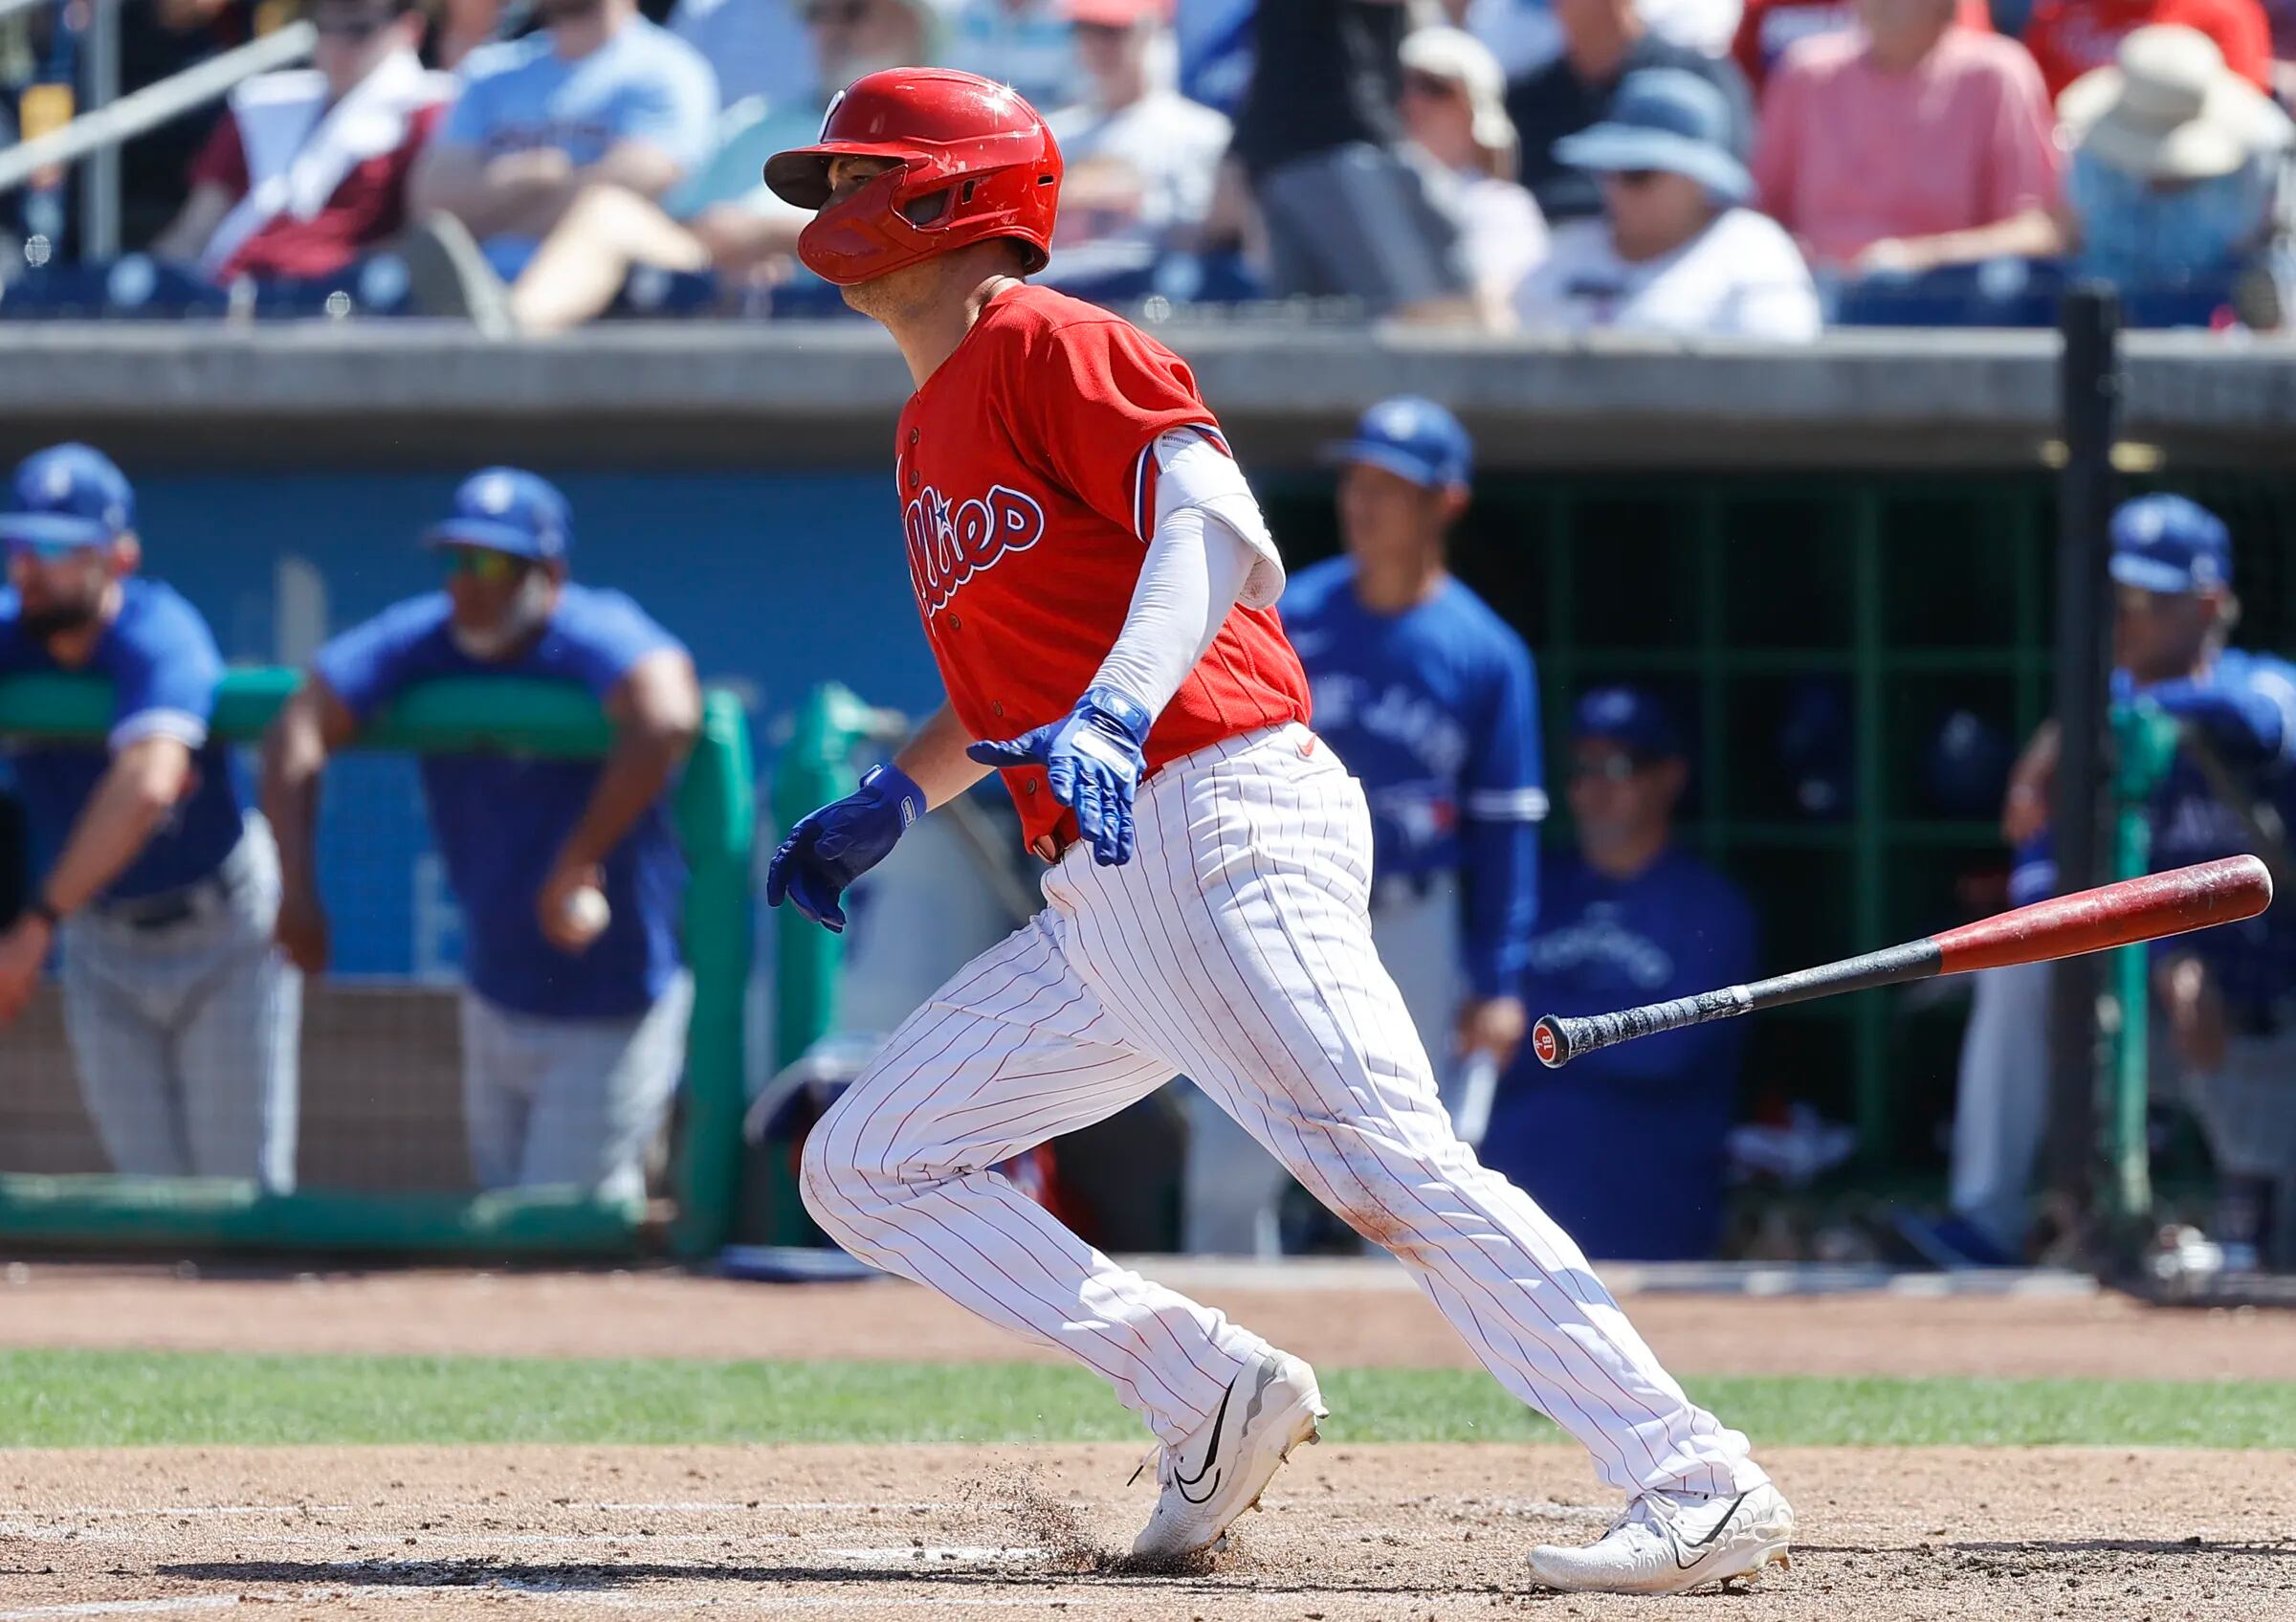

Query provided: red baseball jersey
[894,284,1312,854]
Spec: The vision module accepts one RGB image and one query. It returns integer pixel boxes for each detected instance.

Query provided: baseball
[561,885,610,937]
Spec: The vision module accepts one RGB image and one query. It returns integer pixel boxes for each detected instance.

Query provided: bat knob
[1532,1015,1569,1069]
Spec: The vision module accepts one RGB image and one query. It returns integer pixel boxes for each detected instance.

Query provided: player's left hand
[0,917,51,1028]
[968,686,1153,867]
[1456,995,1529,1070]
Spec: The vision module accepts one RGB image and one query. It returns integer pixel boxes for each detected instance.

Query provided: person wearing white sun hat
[2056,24,2294,309]
[1399,25,1551,321]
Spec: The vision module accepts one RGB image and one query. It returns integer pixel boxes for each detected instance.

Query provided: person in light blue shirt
[408,0,718,281]
[0,443,299,1189]
[1481,688,1756,1262]
[1179,396,1546,1255]
[262,469,704,1201]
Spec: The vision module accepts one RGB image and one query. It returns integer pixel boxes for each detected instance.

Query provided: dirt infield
[8,1260,2296,1380]
[6,1442,2294,1621]
[7,1263,2296,1618]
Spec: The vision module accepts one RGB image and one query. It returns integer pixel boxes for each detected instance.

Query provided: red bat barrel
[1931,854,2273,975]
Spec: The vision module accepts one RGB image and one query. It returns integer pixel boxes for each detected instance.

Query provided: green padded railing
[0,669,754,1259]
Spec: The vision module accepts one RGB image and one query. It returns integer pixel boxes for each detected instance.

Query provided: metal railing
[0,5,316,257]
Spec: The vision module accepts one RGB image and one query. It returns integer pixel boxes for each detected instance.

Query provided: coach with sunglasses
[262,469,701,1201]
[1479,687,1756,1262]
[1512,69,1819,341]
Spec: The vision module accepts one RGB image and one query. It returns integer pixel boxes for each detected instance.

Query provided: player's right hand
[275,887,331,975]
[967,686,1152,867]
[764,764,926,934]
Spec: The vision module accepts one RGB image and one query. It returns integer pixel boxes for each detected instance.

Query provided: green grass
[4,1349,2291,1450]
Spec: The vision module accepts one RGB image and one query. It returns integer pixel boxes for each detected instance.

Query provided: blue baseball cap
[422,467,573,562]
[1573,685,1684,760]
[1553,69,1752,205]
[0,442,136,553]
[1322,396,1473,491]
[2109,494,2230,594]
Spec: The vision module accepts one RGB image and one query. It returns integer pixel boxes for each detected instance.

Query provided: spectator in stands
[1514,68,1820,337]
[1732,0,1990,93]
[263,470,701,1202]
[1480,687,1757,1262]
[1039,0,1231,293]
[498,0,942,333]
[2057,26,2294,313]
[152,0,452,289]
[0,444,299,1190]
[402,0,718,322]
[1754,0,2064,278]
[671,0,818,109]
[1505,0,1753,225]
[945,0,1081,111]
[1231,0,1477,321]
[1399,26,1550,322]
[2022,0,2270,99]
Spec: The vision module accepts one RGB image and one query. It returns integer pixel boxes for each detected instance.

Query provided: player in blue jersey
[261,469,702,1200]
[1179,396,1546,1254]
[0,443,299,1187]
[1926,495,2296,1271]
[1483,687,1756,1261]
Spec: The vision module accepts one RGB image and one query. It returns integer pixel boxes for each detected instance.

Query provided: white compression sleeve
[1092,504,1256,714]
[1091,430,1285,715]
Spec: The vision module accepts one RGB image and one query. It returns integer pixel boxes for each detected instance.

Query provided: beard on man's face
[533,0,607,22]
[18,599,101,639]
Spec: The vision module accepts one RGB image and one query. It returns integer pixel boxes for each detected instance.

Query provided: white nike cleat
[1130,1349,1327,1562]
[1526,1480,1795,1595]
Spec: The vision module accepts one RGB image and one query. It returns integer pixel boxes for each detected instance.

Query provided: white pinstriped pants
[801,723,1763,1495]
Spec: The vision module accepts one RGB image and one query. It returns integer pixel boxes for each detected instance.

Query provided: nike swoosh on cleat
[1174,1382,1233,1505]
[1671,1492,1752,1570]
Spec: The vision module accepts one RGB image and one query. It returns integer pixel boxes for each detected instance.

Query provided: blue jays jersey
[2022,649,2296,1025]
[314,584,689,1020]
[1282,558,1545,995]
[0,578,247,900]
[1482,845,1757,1260]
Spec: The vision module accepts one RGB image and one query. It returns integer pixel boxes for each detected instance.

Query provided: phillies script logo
[904,481,1047,617]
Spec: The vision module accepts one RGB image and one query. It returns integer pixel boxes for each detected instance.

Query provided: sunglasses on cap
[1401,70,1466,100]
[1605,169,1667,189]
[438,547,526,583]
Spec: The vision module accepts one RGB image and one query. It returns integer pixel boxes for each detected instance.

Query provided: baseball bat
[1531,855,2273,1069]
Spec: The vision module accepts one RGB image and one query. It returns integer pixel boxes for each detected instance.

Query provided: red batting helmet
[762,68,1063,287]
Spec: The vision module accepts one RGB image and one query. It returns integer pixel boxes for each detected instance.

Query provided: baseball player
[261,469,701,1201]
[762,68,1793,1593]
[1181,396,1544,1255]
[1484,688,1756,1262]
[1954,496,2296,1271]
[0,442,299,1188]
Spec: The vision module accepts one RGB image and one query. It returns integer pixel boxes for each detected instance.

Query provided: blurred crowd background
[3,0,2295,331]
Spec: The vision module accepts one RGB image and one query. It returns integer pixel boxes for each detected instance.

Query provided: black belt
[92,865,240,932]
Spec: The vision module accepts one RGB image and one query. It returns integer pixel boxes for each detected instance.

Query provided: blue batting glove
[968,685,1153,866]
[763,763,924,933]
